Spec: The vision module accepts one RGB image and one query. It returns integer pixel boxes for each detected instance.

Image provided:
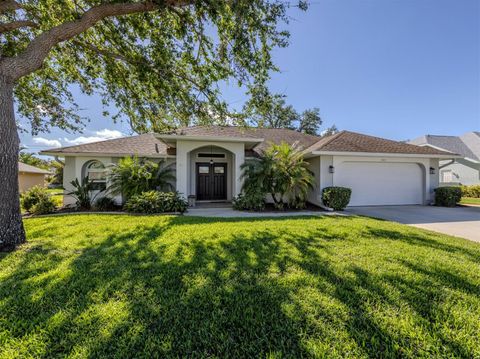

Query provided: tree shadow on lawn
[365,226,480,264]
[1,216,479,358]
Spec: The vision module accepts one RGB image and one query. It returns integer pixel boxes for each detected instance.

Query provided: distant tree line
[244,86,338,136]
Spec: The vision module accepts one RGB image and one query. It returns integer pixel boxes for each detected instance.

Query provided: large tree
[0,0,305,251]
[245,86,331,136]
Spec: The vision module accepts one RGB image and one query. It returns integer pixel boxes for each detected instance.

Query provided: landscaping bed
[1,214,479,358]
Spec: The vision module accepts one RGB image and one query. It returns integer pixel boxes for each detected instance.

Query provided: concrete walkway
[347,205,480,243]
[185,207,345,218]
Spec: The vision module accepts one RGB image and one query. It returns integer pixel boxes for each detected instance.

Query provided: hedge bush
[434,186,462,207]
[124,191,188,214]
[232,191,266,211]
[322,186,352,211]
[21,186,53,213]
[461,185,480,198]
[30,196,57,215]
[94,196,118,211]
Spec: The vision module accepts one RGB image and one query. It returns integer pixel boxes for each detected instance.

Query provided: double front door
[196,163,227,200]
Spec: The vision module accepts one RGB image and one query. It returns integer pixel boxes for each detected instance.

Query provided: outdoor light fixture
[429,167,435,175]
[209,145,214,165]
[329,165,335,174]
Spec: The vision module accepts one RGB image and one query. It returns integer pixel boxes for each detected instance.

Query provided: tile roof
[19,162,51,174]
[306,131,456,156]
[409,132,479,160]
[41,134,169,157]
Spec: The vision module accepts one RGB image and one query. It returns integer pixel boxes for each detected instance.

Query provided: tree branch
[0,0,21,14]
[0,20,38,34]
[73,39,216,103]
[0,0,194,80]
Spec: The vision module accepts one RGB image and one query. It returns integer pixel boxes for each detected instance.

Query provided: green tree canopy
[0,0,308,251]
[2,0,304,135]
[18,151,49,169]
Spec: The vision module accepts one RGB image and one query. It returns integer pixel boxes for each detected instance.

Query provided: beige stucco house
[41,126,458,207]
[18,162,51,192]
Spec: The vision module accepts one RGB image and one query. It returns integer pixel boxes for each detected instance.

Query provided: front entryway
[196,163,227,200]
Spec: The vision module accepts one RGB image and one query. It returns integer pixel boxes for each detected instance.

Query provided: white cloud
[95,129,123,138]
[33,137,62,148]
[64,129,124,145]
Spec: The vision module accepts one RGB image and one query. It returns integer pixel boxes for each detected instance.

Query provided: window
[198,153,225,159]
[198,166,210,174]
[441,170,453,183]
[214,166,225,174]
[86,161,107,191]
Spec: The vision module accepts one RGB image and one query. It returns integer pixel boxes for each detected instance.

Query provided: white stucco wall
[63,156,77,207]
[175,140,245,198]
[306,156,321,206]
[63,156,177,206]
[307,154,439,206]
[188,146,233,200]
[62,156,114,206]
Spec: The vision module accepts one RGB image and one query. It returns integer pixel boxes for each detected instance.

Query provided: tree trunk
[0,75,26,252]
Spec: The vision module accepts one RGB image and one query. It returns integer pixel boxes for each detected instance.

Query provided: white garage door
[335,162,424,206]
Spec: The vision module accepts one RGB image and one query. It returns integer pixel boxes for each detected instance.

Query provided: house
[40,126,457,207]
[409,132,480,185]
[18,162,51,192]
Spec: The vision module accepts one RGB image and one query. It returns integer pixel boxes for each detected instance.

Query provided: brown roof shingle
[41,127,456,158]
[168,126,321,153]
[41,134,169,157]
[19,162,51,174]
[305,131,457,156]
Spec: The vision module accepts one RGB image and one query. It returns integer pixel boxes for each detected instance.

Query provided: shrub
[232,191,266,211]
[461,185,480,198]
[94,196,117,211]
[124,191,188,214]
[108,157,175,201]
[30,196,57,215]
[435,186,462,207]
[21,186,51,212]
[322,186,352,210]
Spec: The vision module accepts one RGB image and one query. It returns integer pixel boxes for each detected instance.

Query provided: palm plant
[240,142,314,209]
[108,156,175,201]
[65,177,100,210]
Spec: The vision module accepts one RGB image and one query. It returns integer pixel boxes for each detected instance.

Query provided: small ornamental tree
[0,0,307,251]
[240,142,314,209]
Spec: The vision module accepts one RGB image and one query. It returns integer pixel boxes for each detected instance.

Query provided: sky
[21,0,480,154]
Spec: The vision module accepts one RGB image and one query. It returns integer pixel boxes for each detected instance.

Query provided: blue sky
[22,0,480,153]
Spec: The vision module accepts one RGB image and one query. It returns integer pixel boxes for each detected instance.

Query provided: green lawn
[460,197,480,205]
[1,215,479,358]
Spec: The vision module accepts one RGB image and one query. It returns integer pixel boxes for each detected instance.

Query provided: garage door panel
[335,162,423,206]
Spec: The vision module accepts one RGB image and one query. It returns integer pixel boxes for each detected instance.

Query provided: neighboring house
[410,132,480,185]
[40,126,457,207]
[18,162,51,192]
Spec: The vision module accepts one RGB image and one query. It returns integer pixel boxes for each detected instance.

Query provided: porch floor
[194,201,232,209]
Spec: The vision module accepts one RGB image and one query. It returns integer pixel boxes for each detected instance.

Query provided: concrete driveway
[347,205,480,243]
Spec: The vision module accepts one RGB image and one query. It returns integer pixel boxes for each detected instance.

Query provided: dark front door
[196,163,227,201]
